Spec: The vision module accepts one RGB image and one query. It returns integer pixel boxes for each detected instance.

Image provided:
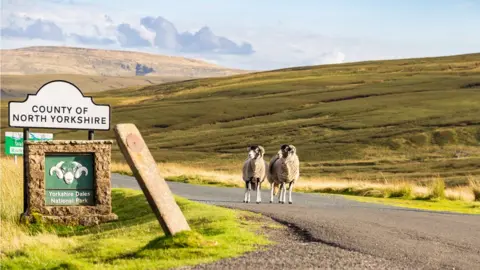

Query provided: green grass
[167,175,240,188]
[344,195,480,215]
[2,53,480,185]
[1,188,271,270]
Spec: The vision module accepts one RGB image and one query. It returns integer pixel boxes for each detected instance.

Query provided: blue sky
[1,0,479,70]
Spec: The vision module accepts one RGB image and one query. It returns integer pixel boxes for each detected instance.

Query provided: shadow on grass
[142,231,216,250]
[101,229,218,264]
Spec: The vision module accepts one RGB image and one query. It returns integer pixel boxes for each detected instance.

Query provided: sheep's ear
[259,146,265,155]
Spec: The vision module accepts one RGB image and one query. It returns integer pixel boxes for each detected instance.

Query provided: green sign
[4,132,53,155]
[45,154,95,206]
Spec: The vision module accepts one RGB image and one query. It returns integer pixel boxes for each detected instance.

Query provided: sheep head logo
[49,161,88,185]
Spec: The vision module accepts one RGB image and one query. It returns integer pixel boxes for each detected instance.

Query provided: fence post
[23,128,30,214]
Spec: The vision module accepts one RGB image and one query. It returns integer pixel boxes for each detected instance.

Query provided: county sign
[10,80,117,226]
[8,80,110,130]
[5,132,53,155]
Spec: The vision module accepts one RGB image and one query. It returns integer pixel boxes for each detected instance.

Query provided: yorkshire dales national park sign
[9,80,117,226]
[45,154,95,206]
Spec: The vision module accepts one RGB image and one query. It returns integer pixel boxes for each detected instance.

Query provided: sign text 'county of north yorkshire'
[8,81,111,130]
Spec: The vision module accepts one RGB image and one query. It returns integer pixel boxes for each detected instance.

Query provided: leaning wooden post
[114,123,191,236]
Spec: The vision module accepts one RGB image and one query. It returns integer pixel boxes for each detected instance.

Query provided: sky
[1,0,479,70]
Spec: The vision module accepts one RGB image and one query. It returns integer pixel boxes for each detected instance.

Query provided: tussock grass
[0,158,271,269]
[1,157,61,254]
[433,129,458,146]
[429,178,446,199]
[111,161,476,202]
[112,160,480,214]
[384,183,413,199]
[468,176,480,201]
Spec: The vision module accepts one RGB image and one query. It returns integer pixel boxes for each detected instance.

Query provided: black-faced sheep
[242,145,268,203]
[267,144,300,204]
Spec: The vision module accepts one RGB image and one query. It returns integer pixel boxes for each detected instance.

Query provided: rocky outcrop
[135,63,155,76]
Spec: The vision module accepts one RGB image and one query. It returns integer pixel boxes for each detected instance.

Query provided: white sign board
[5,132,53,155]
[8,80,110,130]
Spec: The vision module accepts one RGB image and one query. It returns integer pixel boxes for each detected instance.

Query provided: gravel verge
[174,213,413,270]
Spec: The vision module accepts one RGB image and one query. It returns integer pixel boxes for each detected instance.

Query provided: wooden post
[23,128,30,214]
[88,130,94,140]
[114,123,191,236]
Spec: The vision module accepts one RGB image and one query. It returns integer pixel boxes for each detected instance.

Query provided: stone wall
[23,140,118,226]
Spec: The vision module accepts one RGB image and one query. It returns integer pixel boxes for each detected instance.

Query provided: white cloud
[2,0,477,71]
[0,1,361,70]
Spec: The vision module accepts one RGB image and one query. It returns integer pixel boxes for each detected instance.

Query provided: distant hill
[0,74,191,96]
[0,46,249,77]
[0,46,250,96]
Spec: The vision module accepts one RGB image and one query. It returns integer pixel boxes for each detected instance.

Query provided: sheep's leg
[281,183,287,204]
[270,182,274,203]
[247,181,251,203]
[278,183,286,203]
[278,183,283,203]
[256,178,262,204]
[243,181,249,203]
[288,182,294,204]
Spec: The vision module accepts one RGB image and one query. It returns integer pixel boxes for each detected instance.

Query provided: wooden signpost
[115,123,191,235]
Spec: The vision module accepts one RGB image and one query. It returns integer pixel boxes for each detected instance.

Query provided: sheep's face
[248,145,264,159]
[50,161,89,185]
[280,144,296,158]
[64,171,75,184]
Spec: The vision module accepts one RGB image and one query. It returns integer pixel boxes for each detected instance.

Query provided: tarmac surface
[112,173,480,270]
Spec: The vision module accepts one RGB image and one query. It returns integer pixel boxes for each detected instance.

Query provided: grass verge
[1,159,271,269]
[109,161,480,214]
[344,196,480,215]
[111,161,478,202]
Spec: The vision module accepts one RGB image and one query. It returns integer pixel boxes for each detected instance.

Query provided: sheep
[266,150,283,203]
[267,144,300,204]
[242,145,268,203]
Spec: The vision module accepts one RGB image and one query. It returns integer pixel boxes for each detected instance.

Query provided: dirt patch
[461,83,480,89]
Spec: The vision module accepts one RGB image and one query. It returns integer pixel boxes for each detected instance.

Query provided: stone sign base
[21,212,118,226]
[23,140,118,226]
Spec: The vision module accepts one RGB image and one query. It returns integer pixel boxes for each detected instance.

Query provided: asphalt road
[112,174,480,270]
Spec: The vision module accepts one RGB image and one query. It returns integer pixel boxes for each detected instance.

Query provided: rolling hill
[0,46,250,95]
[0,74,188,97]
[1,46,248,77]
[2,53,480,185]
